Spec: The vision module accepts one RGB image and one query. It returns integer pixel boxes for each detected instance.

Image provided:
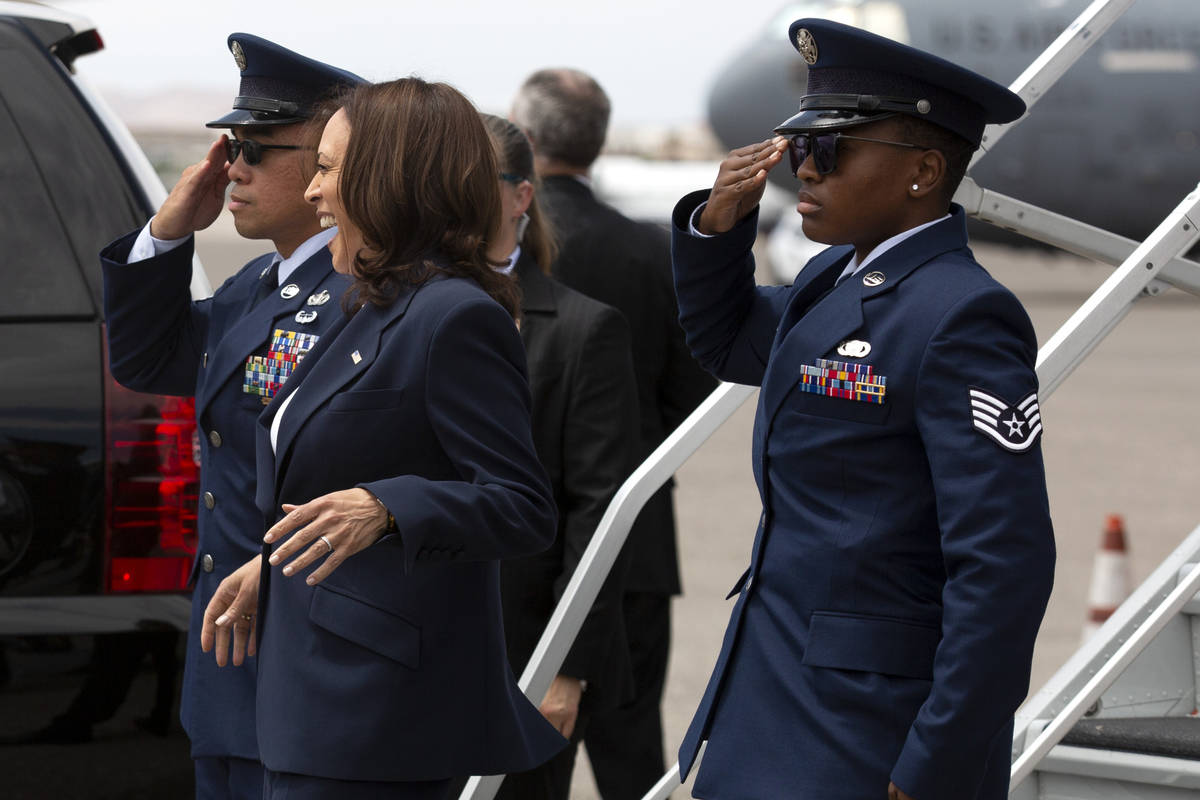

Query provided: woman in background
[483,114,638,800]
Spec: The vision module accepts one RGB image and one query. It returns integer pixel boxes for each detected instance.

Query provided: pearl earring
[911,184,920,191]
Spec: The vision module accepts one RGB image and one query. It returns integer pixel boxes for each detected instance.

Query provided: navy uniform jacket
[671,192,1055,800]
[100,229,350,760]
[254,274,565,781]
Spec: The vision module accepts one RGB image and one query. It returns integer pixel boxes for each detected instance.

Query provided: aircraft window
[1100,50,1199,73]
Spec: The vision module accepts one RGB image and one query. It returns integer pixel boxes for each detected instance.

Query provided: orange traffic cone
[1083,514,1132,642]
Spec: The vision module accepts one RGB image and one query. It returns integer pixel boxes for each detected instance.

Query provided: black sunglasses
[225,137,302,166]
[784,132,924,176]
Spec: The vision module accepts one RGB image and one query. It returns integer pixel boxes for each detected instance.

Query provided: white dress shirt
[128,219,337,285]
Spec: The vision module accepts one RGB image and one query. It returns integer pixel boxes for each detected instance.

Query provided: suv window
[0,20,146,319]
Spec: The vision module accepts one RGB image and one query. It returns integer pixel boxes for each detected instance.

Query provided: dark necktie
[251,259,281,307]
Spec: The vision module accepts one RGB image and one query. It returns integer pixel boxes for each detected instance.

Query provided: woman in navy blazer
[202,78,564,798]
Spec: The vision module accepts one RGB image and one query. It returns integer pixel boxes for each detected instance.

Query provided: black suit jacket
[540,176,717,594]
[501,253,639,709]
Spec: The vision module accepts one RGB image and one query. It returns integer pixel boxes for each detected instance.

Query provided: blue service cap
[206,33,364,128]
[774,19,1025,147]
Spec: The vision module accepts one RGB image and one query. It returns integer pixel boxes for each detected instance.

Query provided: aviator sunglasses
[784,132,925,176]
[225,137,303,166]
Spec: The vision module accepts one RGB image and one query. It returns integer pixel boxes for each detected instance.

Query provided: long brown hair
[338,78,519,317]
[481,114,558,274]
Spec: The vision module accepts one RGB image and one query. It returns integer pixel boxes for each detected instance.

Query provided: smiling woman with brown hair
[334,79,520,316]
[202,77,564,799]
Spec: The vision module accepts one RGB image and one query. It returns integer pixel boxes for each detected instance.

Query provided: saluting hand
[264,488,390,586]
[697,137,788,236]
[200,554,261,667]
[888,781,917,800]
[149,136,231,241]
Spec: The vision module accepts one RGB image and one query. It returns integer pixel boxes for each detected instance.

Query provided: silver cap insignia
[231,41,247,72]
[796,29,819,65]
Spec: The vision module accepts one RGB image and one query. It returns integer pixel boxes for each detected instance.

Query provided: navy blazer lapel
[761,275,865,426]
[855,207,971,302]
[775,246,853,336]
[197,251,336,418]
[265,283,420,490]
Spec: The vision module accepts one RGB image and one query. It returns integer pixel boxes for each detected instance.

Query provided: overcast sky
[48,0,801,127]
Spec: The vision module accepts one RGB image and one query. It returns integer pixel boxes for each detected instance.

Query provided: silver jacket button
[209,430,222,448]
[203,491,215,510]
[201,554,214,573]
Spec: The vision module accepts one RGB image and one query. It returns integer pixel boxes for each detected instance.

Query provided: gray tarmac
[194,216,1200,799]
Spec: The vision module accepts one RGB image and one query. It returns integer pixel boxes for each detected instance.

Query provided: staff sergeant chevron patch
[969,387,1043,453]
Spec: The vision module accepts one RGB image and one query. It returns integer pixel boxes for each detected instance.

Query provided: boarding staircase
[460,1,1200,797]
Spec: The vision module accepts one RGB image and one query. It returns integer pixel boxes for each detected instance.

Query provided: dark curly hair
[337,78,519,317]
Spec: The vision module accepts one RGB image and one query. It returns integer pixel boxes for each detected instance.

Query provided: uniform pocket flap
[308,585,420,669]
[802,611,939,679]
[788,390,892,426]
[327,387,406,412]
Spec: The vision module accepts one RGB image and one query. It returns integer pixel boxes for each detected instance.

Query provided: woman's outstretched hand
[263,488,390,585]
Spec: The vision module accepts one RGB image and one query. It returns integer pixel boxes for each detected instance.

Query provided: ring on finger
[319,535,334,555]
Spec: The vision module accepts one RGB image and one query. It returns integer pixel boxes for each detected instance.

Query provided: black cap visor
[774,108,895,135]
[206,96,310,129]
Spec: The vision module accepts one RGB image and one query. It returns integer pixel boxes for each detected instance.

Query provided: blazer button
[209,430,222,448]
[203,491,215,510]
[201,554,214,573]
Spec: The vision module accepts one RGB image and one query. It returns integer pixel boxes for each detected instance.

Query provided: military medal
[307,290,331,306]
[280,283,300,299]
[798,358,886,404]
[243,329,320,401]
[295,309,318,324]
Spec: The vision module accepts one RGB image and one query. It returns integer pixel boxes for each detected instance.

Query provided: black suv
[0,4,204,797]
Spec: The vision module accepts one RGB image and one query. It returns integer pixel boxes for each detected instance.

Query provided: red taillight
[102,329,199,593]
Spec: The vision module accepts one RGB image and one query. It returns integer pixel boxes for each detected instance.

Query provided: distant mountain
[97,85,230,133]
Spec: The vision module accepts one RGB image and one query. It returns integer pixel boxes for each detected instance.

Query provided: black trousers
[262,769,454,800]
[583,592,670,800]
